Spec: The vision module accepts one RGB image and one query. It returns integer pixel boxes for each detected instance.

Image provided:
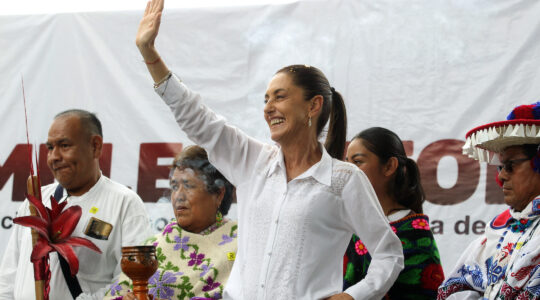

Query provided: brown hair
[276,65,347,159]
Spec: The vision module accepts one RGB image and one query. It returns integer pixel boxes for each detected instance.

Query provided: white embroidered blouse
[155,74,404,300]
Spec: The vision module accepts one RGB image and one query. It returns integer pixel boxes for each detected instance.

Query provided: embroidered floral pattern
[440,208,540,300]
[437,283,472,300]
[500,242,515,260]
[457,264,484,288]
[510,218,533,233]
[104,220,238,300]
[354,239,368,256]
[162,222,176,235]
[421,263,445,290]
[412,218,430,230]
[189,252,205,266]
[486,256,506,286]
[200,263,214,278]
[174,236,190,251]
[218,233,236,245]
[499,282,518,299]
[149,270,182,299]
[109,280,122,296]
[345,214,443,299]
[202,276,221,292]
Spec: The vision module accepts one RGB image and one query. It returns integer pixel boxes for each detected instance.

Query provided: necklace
[199,212,226,235]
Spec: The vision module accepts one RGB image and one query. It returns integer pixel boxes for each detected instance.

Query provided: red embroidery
[511,265,537,281]
[491,209,512,228]
[531,252,540,263]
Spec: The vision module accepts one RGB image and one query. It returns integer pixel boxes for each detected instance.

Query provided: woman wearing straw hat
[438,102,540,299]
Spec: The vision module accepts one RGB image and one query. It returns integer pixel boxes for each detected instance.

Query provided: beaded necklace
[495,217,534,255]
[199,212,226,236]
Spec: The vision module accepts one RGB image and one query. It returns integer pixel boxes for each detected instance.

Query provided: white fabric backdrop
[2,0,540,276]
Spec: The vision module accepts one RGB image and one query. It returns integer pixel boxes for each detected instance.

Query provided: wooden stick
[27,176,44,300]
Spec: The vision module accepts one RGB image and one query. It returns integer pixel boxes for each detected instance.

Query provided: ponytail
[391,157,425,214]
[324,89,347,159]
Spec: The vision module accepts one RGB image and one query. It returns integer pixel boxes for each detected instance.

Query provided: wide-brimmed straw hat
[462,102,540,163]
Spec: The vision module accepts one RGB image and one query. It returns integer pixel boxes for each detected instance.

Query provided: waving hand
[136,0,170,82]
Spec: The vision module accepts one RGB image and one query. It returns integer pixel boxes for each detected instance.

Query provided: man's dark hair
[522,144,540,159]
[55,109,103,138]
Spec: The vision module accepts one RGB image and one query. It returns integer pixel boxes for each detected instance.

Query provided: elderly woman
[134,1,403,298]
[344,127,444,299]
[104,145,237,299]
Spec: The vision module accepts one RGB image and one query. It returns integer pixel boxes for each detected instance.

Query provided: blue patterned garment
[438,197,540,300]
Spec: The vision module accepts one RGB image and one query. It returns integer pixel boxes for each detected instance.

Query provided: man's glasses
[497,158,530,173]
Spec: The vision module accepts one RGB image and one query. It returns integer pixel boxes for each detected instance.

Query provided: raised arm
[135,0,268,186]
[136,0,170,83]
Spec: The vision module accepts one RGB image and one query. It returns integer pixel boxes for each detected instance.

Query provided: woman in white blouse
[135,0,404,299]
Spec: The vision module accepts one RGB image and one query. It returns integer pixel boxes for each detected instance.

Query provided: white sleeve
[0,218,21,299]
[156,74,266,186]
[0,201,31,300]
[120,194,152,247]
[438,236,486,299]
[342,170,404,300]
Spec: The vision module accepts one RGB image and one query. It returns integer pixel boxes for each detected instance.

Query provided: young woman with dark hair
[344,127,444,299]
[134,1,404,299]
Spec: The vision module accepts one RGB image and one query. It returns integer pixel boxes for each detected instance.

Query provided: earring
[308,116,312,127]
[216,211,223,223]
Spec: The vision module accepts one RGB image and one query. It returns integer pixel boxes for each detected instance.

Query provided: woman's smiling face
[264,72,311,145]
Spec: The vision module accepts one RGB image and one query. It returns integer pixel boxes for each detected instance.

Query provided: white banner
[2,0,540,276]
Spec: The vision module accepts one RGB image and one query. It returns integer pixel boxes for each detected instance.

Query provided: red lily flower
[14,194,102,276]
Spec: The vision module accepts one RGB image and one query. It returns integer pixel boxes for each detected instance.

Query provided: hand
[135,0,170,82]
[136,0,164,52]
[324,293,354,300]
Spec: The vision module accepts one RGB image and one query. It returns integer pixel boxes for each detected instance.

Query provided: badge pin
[84,217,113,240]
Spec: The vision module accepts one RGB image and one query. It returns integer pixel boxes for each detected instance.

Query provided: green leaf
[401,238,412,249]
[230,224,238,236]
[162,261,180,272]
[156,247,167,263]
[417,237,433,248]
[396,268,421,284]
[405,253,431,265]
[144,236,157,245]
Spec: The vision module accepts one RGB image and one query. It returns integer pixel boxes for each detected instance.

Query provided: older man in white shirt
[0,109,151,300]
